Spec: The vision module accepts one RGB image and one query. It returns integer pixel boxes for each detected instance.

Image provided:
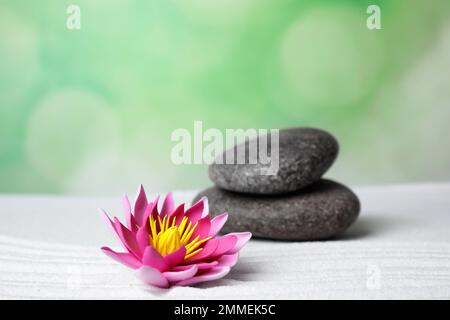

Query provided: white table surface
[1,183,450,299]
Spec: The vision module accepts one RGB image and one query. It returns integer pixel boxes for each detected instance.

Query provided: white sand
[1,183,450,299]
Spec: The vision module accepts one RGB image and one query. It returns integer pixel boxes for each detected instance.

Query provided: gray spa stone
[208,127,339,195]
[194,180,360,241]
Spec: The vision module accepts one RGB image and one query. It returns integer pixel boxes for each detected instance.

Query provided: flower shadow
[183,258,261,289]
[140,285,174,296]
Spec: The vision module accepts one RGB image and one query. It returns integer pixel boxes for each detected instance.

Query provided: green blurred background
[1,0,450,195]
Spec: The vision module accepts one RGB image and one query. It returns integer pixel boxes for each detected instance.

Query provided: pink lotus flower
[100,185,251,288]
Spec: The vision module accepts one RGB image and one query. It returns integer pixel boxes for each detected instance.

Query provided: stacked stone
[193,128,360,241]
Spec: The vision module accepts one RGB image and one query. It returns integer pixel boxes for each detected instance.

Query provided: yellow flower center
[149,214,211,259]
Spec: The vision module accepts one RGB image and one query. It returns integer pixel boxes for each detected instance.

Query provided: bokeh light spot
[280,5,385,107]
[0,9,38,159]
[25,89,120,185]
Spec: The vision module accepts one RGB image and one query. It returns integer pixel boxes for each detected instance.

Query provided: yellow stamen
[182,221,192,240]
[185,235,201,250]
[158,215,163,231]
[149,216,158,244]
[178,217,188,235]
[165,215,170,230]
[186,236,211,255]
[181,222,197,244]
[148,214,209,260]
[185,248,203,260]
